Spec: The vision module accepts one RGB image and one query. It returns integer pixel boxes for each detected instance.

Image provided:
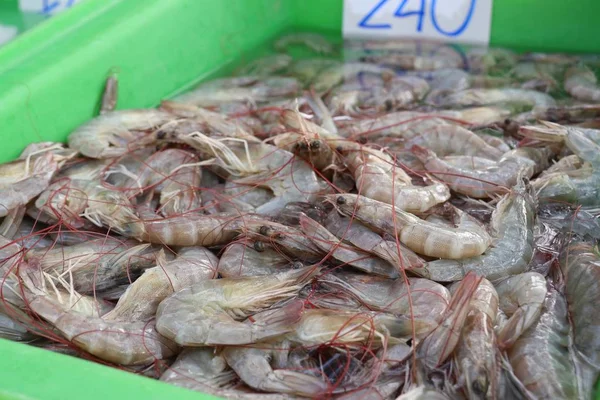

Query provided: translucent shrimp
[125,209,240,247]
[324,212,425,272]
[318,271,450,337]
[67,109,174,158]
[438,88,556,109]
[510,61,562,92]
[103,247,218,322]
[417,179,536,282]
[559,241,600,396]
[313,62,395,93]
[343,146,450,213]
[360,53,464,71]
[494,272,546,349]
[564,64,600,102]
[223,341,329,397]
[508,286,579,399]
[300,214,399,278]
[328,194,492,260]
[435,106,512,126]
[217,239,295,277]
[155,266,318,346]
[412,145,551,198]
[236,54,292,77]
[274,32,334,54]
[25,237,163,294]
[417,272,482,370]
[449,278,499,400]
[0,151,61,217]
[100,71,118,115]
[20,262,176,365]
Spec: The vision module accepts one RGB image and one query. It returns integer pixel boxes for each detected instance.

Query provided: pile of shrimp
[1,33,600,399]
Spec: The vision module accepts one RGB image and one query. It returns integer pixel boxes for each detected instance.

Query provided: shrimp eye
[291,261,304,269]
[336,146,344,153]
[253,241,265,252]
[336,196,347,205]
[156,130,166,140]
[310,140,321,149]
[471,379,487,396]
[357,137,368,145]
[296,142,308,151]
[384,99,394,111]
[259,226,271,236]
[273,232,285,240]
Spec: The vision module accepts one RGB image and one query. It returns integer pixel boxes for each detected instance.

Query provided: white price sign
[343,0,493,46]
[19,0,81,15]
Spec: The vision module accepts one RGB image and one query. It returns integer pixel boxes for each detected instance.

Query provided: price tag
[19,0,81,15]
[343,0,493,46]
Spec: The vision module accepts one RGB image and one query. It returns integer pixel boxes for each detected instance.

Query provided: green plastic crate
[0,0,599,399]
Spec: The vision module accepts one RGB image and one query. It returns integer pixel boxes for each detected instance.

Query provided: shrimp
[318,271,450,337]
[412,145,551,198]
[0,206,25,239]
[223,341,329,397]
[435,106,511,126]
[360,53,464,71]
[417,272,482,370]
[25,238,163,294]
[494,272,547,349]
[0,311,36,342]
[559,241,600,396]
[103,247,218,322]
[313,62,395,93]
[324,212,425,272]
[274,32,333,54]
[67,109,174,158]
[438,88,556,109]
[417,179,536,282]
[0,151,62,217]
[508,285,579,399]
[328,194,491,260]
[19,261,176,365]
[449,278,499,400]
[173,76,299,107]
[343,146,450,213]
[218,239,295,277]
[564,64,600,102]
[300,214,399,278]
[236,54,292,77]
[125,209,240,247]
[155,266,318,346]
[100,71,118,115]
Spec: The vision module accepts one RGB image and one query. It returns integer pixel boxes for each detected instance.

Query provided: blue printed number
[358,0,477,38]
[394,0,425,32]
[430,0,476,37]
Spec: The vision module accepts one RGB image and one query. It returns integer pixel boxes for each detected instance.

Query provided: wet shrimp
[564,64,600,102]
[217,239,295,277]
[67,109,173,158]
[300,214,399,277]
[449,278,499,400]
[155,267,318,346]
[318,270,450,337]
[103,247,218,322]
[438,88,556,109]
[329,194,492,260]
[494,272,547,349]
[417,179,536,282]
[508,285,579,399]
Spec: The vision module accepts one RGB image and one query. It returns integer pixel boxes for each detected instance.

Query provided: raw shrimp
[417,179,536,281]
[360,53,464,71]
[300,214,399,278]
[318,270,450,337]
[25,238,162,293]
[237,54,292,77]
[275,32,333,54]
[0,206,25,239]
[329,194,492,260]
[324,212,424,272]
[125,209,240,247]
[449,278,499,400]
[103,247,218,321]
[0,151,62,217]
[438,88,556,109]
[223,341,329,397]
[217,239,294,277]
[494,272,546,349]
[412,145,551,198]
[173,76,299,107]
[435,106,511,126]
[313,62,395,93]
[100,71,118,115]
[417,272,482,370]
[343,146,450,213]
[564,64,600,102]
[0,311,36,342]
[508,286,579,399]
[67,109,173,158]
[155,266,317,346]
[559,241,600,396]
